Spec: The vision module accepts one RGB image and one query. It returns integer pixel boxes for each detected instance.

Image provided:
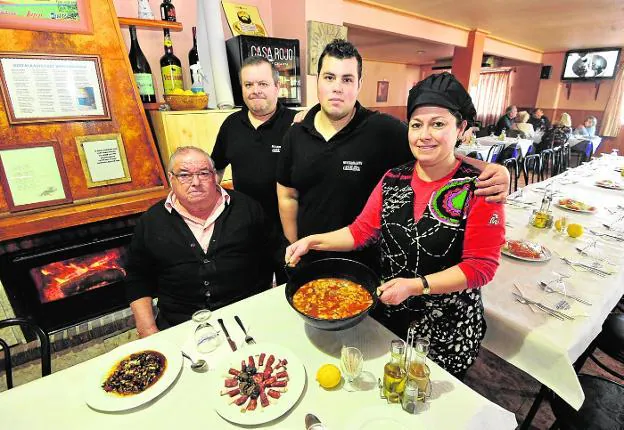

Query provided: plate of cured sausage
[212,343,306,425]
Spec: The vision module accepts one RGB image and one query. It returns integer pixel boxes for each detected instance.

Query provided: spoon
[181,351,208,371]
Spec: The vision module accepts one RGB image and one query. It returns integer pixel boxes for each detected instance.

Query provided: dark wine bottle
[128,26,156,103]
[188,26,199,83]
[160,29,183,94]
[160,0,176,22]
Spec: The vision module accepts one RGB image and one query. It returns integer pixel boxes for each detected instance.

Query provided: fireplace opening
[0,219,137,335]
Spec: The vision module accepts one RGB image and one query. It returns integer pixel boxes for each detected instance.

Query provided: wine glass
[340,346,363,392]
[192,309,219,353]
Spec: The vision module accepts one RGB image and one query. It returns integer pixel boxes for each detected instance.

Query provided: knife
[217,318,237,352]
[512,292,574,320]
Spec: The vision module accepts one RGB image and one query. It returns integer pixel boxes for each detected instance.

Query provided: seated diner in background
[125,146,273,338]
[575,116,598,137]
[527,108,551,132]
[285,73,505,379]
[512,110,535,139]
[494,105,517,135]
[535,112,573,153]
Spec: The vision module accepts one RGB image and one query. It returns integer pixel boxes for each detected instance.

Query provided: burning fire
[30,248,127,303]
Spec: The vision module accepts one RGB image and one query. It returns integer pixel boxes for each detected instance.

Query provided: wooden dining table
[481,154,624,413]
[1,286,517,429]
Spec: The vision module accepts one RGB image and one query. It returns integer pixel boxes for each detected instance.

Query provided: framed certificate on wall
[0,141,73,212]
[76,133,132,188]
[0,53,110,124]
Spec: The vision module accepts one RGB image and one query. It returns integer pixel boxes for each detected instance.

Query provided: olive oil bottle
[383,339,406,403]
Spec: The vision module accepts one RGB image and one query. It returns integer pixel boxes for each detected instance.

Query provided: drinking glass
[340,346,363,391]
[192,309,219,353]
[555,215,568,235]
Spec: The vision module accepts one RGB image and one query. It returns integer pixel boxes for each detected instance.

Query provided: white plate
[212,343,306,426]
[595,180,623,190]
[84,338,182,412]
[501,241,552,262]
[554,202,596,214]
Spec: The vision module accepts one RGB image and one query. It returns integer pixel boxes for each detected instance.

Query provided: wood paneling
[0,0,167,240]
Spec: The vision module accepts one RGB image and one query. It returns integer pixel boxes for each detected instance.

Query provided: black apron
[371,162,486,376]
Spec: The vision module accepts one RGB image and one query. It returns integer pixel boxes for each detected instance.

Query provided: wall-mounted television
[561,48,621,81]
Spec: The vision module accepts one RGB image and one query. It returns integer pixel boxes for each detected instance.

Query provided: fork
[589,229,624,242]
[560,257,608,277]
[539,281,592,305]
[234,315,256,344]
[512,293,566,320]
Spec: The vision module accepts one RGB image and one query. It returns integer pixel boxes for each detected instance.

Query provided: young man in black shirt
[212,56,295,282]
[125,147,272,337]
[277,40,509,267]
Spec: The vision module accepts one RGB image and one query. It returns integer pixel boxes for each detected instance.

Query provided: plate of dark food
[84,338,182,411]
[212,343,306,425]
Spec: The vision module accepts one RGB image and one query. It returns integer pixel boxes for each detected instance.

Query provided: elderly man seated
[125,146,273,338]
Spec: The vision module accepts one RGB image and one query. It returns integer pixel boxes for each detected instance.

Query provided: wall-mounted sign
[0,0,92,34]
[75,133,131,188]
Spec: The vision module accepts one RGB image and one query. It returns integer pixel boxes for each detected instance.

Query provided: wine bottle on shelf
[128,26,156,103]
[160,0,176,22]
[160,29,183,94]
[188,26,199,83]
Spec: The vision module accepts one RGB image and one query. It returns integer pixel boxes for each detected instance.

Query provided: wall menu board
[0,0,92,34]
[0,53,110,124]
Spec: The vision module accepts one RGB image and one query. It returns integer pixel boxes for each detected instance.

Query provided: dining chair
[552,146,563,176]
[549,374,624,430]
[570,140,593,167]
[522,154,541,185]
[502,158,519,193]
[539,149,555,180]
[586,313,624,380]
[486,143,505,163]
[0,317,51,389]
[466,151,484,161]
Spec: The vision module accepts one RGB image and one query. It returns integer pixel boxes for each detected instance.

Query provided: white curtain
[471,69,511,127]
[600,63,624,137]
[196,0,234,109]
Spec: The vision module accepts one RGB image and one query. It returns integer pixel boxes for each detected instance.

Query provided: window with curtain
[600,63,624,136]
[470,68,511,127]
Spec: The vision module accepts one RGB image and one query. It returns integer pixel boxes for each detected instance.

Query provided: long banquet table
[1,286,517,429]
[482,154,624,410]
[456,136,533,160]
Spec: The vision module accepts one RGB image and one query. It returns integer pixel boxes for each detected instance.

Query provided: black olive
[247,366,257,374]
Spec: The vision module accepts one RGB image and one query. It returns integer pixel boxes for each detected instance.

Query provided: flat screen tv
[561,48,621,81]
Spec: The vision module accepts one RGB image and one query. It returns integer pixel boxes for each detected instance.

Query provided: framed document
[0,141,72,212]
[0,0,93,34]
[376,81,389,103]
[307,21,348,76]
[76,133,131,188]
[0,53,110,124]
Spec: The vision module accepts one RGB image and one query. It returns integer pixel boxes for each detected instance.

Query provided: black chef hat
[407,72,476,125]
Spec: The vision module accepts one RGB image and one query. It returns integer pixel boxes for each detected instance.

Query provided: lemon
[170,88,185,95]
[554,219,563,232]
[316,364,341,389]
[183,89,194,95]
[195,91,206,96]
[567,223,583,238]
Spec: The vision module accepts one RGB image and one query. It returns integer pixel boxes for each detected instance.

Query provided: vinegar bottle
[188,26,199,83]
[160,29,183,95]
[128,26,156,103]
[382,339,406,403]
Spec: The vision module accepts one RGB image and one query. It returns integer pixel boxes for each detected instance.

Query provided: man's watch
[418,274,430,295]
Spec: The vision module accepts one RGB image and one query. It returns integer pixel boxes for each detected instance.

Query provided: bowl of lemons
[164,88,208,111]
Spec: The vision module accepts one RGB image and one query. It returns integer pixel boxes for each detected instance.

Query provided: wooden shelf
[117,17,183,31]
[143,102,163,111]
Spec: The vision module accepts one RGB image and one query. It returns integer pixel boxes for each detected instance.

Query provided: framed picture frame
[0,0,93,34]
[0,141,73,212]
[376,81,389,103]
[0,53,111,124]
[75,133,132,188]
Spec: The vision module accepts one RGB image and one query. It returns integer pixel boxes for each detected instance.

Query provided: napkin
[181,320,248,370]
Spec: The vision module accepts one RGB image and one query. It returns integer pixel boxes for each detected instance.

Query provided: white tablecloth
[456,137,533,160]
[482,155,624,409]
[532,132,602,155]
[0,287,517,429]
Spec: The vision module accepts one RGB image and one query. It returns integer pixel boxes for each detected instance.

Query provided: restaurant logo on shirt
[272,145,281,153]
[343,160,362,172]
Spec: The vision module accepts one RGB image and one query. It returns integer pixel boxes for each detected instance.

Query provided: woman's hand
[377,277,419,305]
[285,236,316,266]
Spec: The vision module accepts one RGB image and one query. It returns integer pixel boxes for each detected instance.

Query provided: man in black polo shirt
[125,147,272,337]
[494,105,518,135]
[276,39,509,268]
[212,56,295,282]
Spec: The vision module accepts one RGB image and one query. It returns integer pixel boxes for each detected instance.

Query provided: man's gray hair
[239,56,279,86]
[167,146,215,174]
